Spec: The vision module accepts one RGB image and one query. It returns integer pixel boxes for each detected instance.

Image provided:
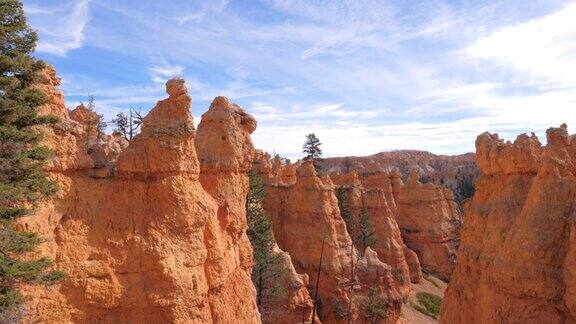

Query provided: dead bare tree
[311,238,326,322]
[111,107,143,141]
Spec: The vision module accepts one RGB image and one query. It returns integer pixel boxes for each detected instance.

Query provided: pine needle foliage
[302,133,323,173]
[246,169,285,308]
[335,187,355,235]
[356,207,376,255]
[0,0,65,318]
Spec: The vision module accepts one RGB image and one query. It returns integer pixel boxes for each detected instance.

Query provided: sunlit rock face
[441,124,576,323]
[251,151,317,323]
[19,69,260,323]
[34,65,94,171]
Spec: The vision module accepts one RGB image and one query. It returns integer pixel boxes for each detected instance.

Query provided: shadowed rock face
[262,160,402,323]
[330,166,421,299]
[259,245,316,324]
[440,124,576,323]
[250,154,317,323]
[396,170,461,281]
[18,69,260,323]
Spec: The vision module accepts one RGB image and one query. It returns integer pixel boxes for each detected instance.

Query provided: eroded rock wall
[259,245,315,324]
[357,165,421,292]
[264,161,402,323]
[251,151,316,323]
[19,71,260,323]
[396,171,461,281]
[440,124,576,323]
[330,167,421,299]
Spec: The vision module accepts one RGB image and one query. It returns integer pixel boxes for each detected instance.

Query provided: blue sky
[23,0,576,160]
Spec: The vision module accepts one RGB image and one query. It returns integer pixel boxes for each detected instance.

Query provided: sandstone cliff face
[264,161,402,323]
[396,171,461,281]
[69,103,100,149]
[440,124,576,323]
[35,66,94,171]
[19,72,260,323]
[330,166,421,299]
[253,151,297,186]
[251,151,316,323]
[357,165,421,290]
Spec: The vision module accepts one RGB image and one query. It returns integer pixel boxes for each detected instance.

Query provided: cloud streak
[26,0,90,56]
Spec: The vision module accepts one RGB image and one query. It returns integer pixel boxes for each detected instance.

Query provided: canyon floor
[400,275,447,324]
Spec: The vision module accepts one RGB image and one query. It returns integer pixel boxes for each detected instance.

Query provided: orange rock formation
[263,161,402,323]
[441,124,576,323]
[320,150,479,203]
[396,170,461,281]
[330,165,421,299]
[251,151,316,323]
[259,245,316,324]
[34,66,93,171]
[19,70,261,323]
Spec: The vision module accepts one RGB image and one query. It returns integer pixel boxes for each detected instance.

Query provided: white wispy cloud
[466,2,576,87]
[175,0,229,25]
[149,60,185,84]
[26,0,90,56]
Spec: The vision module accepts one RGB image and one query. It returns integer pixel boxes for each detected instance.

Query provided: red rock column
[441,125,576,323]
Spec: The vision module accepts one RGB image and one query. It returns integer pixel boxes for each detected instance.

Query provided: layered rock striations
[19,71,261,323]
[264,161,402,323]
[396,171,461,281]
[441,124,576,323]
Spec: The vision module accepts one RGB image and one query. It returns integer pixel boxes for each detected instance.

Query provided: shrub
[413,292,442,319]
[362,289,388,324]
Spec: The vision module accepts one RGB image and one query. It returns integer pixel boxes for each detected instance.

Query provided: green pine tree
[302,133,322,173]
[0,0,65,319]
[246,169,285,309]
[356,207,376,256]
[335,187,355,238]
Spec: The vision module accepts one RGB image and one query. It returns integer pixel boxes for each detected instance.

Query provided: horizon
[23,0,576,161]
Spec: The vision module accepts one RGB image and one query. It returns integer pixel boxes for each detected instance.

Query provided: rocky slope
[440,124,576,323]
[18,69,261,322]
